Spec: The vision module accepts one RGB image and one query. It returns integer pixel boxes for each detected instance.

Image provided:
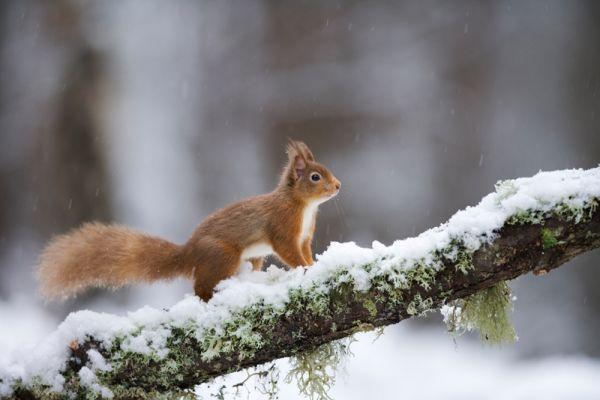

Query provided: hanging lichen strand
[442,282,516,345]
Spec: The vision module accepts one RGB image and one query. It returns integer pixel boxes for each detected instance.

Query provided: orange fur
[37,141,341,302]
[37,223,189,301]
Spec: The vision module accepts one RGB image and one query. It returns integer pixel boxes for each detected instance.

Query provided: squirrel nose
[335,181,341,190]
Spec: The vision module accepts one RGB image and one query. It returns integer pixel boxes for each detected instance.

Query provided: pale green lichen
[193,301,283,364]
[196,364,280,400]
[406,293,434,316]
[305,291,332,317]
[555,198,598,223]
[404,262,437,291]
[285,338,354,400]
[362,298,378,318]
[255,364,281,399]
[445,282,516,345]
[508,198,599,226]
[454,249,474,275]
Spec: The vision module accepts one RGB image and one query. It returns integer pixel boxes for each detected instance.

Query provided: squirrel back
[37,140,341,302]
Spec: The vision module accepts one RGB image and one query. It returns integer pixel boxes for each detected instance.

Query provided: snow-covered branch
[2,168,600,400]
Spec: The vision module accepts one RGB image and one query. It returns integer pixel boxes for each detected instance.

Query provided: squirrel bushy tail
[37,222,189,301]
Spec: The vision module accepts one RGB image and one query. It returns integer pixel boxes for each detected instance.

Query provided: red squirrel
[37,141,341,302]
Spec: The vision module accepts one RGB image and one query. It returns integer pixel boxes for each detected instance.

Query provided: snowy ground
[323,327,600,400]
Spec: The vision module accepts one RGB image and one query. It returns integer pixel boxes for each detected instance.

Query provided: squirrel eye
[310,173,321,182]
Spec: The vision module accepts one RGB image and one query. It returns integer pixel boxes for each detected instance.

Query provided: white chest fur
[300,199,323,241]
[241,242,273,261]
[241,199,325,262]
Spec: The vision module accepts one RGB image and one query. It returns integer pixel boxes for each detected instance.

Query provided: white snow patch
[78,366,114,399]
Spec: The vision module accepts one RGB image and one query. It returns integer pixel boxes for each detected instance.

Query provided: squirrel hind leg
[249,257,265,272]
[194,276,216,302]
[193,242,241,302]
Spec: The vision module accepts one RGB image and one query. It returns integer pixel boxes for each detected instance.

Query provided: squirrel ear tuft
[297,142,315,162]
[286,140,300,162]
[287,139,315,162]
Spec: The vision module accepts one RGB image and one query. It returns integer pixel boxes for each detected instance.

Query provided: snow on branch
[2,167,600,399]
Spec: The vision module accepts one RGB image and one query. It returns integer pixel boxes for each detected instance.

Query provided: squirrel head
[280,140,341,203]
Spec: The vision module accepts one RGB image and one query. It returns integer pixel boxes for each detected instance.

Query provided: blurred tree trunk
[32,1,114,311]
[32,47,111,237]
[31,0,112,238]
[0,0,112,300]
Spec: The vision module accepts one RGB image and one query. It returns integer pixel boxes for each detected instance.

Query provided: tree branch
[3,170,600,400]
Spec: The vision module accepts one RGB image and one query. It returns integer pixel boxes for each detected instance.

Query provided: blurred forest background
[0,0,599,386]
